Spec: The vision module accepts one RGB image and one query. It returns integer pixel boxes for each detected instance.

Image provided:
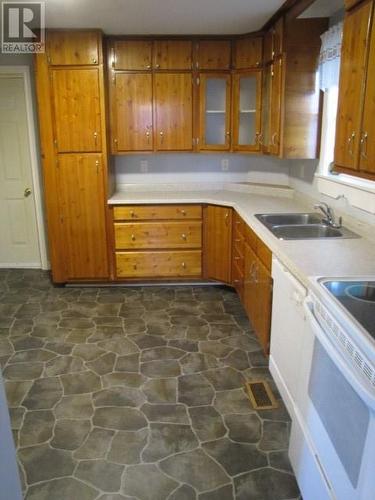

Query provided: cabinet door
[154,73,193,150]
[252,257,273,353]
[113,73,153,152]
[204,206,232,283]
[47,31,99,66]
[56,154,109,280]
[261,64,272,153]
[232,70,262,151]
[199,74,231,150]
[196,41,231,70]
[51,68,102,152]
[264,29,274,64]
[243,242,257,324]
[154,41,192,70]
[113,40,152,70]
[273,18,284,59]
[270,57,283,156]
[359,10,375,177]
[335,0,372,172]
[234,37,263,69]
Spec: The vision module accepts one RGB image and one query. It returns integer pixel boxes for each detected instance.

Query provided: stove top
[322,280,375,340]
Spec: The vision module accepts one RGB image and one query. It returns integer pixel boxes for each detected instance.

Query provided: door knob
[24,188,32,197]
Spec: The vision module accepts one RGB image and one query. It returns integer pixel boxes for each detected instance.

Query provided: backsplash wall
[114,154,291,186]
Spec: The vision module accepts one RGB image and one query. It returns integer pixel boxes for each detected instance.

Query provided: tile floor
[0,269,300,500]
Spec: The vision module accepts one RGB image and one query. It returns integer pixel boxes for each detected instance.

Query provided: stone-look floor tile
[169,484,196,500]
[224,413,262,443]
[75,459,124,492]
[88,326,126,343]
[31,326,70,340]
[247,349,268,367]
[223,349,249,370]
[9,407,25,430]
[168,339,198,351]
[203,438,267,475]
[199,341,233,359]
[259,421,289,451]
[51,418,91,450]
[178,373,215,406]
[108,429,148,464]
[18,444,75,484]
[4,380,33,406]
[86,352,117,375]
[115,353,140,372]
[141,403,189,424]
[60,318,95,329]
[44,355,84,376]
[93,386,145,408]
[269,450,294,473]
[222,335,260,352]
[234,468,299,500]
[60,371,101,395]
[44,341,73,356]
[188,406,226,442]
[11,336,44,351]
[186,325,210,341]
[180,352,218,374]
[55,394,94,418]
[74,427,114,459]
[140,346,185,362]
[98,338,139,355]
[26,477,98,500]
[130,334,167,350]
[160,449,229,493]
[102,372,146,389]
[142,378,177,403]
[171,315,207,327]
[214,389,253,415]
[23,377,62,410]
[123,463,178,500]
[141,359,181,378]
[97,495,133,500]
[71,344,106,361]
[19,410,54,446]
[3,362,44,381]
[142,422,198,461]
[199,484,234,500]
[0,338,15,356]
[93,406,147,431]
[203,367,244,391]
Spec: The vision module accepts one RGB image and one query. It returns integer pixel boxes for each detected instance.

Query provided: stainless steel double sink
[255,213,360,240]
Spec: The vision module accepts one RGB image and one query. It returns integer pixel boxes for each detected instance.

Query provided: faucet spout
[314,202,342,229]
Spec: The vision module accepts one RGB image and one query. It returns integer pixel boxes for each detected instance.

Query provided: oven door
[296,299,375,500]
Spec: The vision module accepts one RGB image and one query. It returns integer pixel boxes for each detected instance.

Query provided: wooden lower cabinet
[204,205,232,283]
[116,250,202,278]
[56,154,109,280]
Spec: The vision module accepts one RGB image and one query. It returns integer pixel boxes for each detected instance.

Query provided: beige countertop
[108,187,375,291]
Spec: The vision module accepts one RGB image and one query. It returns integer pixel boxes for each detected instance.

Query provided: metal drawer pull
[348,132,355,156]
[181,262,186,268]
[360,132,368,158]
[234,256,241,260]
[131,234,136,241]
[130,210,135,217]
[235,238,241,242]
[271,132,278,146]
[181,233,187,240]
[233,279,240,283]
[181,209,186,215]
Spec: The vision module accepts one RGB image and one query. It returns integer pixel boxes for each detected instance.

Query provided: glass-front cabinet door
[199,74,231,150]
[232,70,262,152]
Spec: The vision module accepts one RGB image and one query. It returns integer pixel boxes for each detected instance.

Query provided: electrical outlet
[140,160,148,173]
[221,159,229,171]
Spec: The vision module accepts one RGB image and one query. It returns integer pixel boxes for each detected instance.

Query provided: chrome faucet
[314,202,342,229]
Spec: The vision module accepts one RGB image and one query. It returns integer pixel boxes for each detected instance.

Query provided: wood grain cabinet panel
[196,40,231,70]
[114,221,202,249]
[113,205,202,220]
[154,73,193,150]
[335,0,372,172]
[252,256,273,353]
[113,40,152,70]
[269,57,283,156]
[153,40,192,70]
[234,37,263,69]
[56,154,109,280]
[204,205,232,283]
[113,73,153,152]
[47,30,100,65]
[51,68,102,152]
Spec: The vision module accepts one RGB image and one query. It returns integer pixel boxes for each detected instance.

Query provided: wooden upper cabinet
[270,57,283,156]
[113,40,152,70]
[47,30,100,66]
[56,154,109,280]
[345,0,365,9]
[232,70,262,152]
[153,40,192,70]
[204,205,232,283]
[112,73,153,152]
[154,73,193,150]
[199,74,231,151]
[335,0,372,172]
[234,37,263,69]
[196,40,231,70]
[263,18,283,64]
[51,68,102,152]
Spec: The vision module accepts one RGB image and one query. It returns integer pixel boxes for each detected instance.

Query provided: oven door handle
[304,298,375,412]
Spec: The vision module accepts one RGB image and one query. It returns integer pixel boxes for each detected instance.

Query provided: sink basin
[255,213,322,226]
[255,213,360,240]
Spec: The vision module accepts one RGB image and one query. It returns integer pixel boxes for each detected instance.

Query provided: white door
[0,75,41,267]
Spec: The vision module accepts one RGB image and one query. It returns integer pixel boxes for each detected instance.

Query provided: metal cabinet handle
[360,132,368,158]
[181,262,186,268]
[181,233,187,240]
[159,131,164,144]
[146,64,151,69]
[155,63,160,69]
[348,132,356,156]
[181,209,186,216]
[92,58,97,64]
[131,234,136,241]
[24,187,32,197]
[234,256,241,261]
[130,210,136,218]
[93,131,98,144]
[271,132,278,146]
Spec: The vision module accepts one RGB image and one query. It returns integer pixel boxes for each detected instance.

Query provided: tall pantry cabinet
[35,30,111,283]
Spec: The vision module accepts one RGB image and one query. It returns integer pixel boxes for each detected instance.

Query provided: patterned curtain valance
[319,22,343,91]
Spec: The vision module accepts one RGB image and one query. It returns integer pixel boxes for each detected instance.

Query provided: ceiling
[43,0,286,35]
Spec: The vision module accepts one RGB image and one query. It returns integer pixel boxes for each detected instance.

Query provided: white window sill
[315,173,375,214]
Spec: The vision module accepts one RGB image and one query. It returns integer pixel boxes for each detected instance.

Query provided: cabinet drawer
[116,250,202,278]
[233,212,246,237]
[113,205,202,221]
[246,225,257,250]
[47,31,100,66]
[256,238,272,272]
[114,221,202,249]
[233,233,244,255]
[233,244,245,270]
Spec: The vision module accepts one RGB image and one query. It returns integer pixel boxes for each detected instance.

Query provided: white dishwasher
[269,257,307,419]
